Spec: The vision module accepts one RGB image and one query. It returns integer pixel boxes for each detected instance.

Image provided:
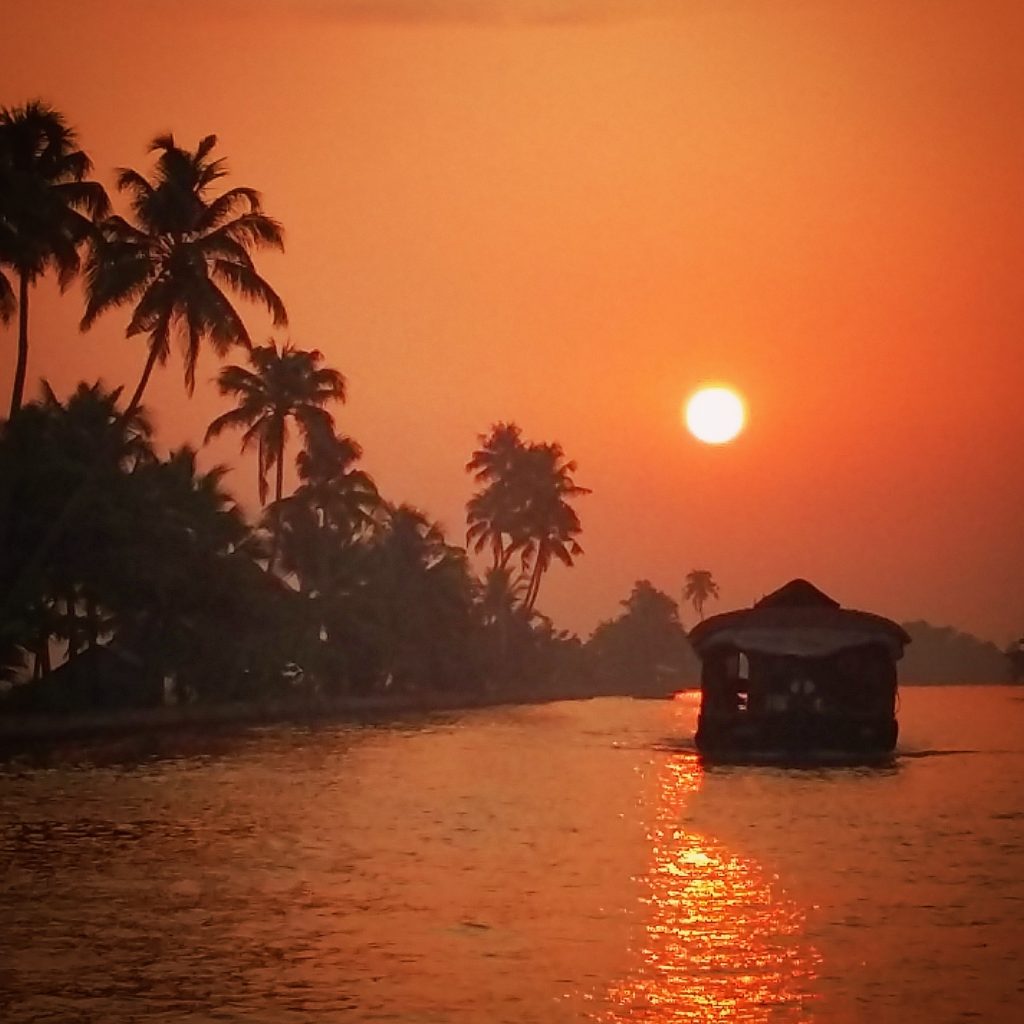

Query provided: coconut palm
[683,569,720,621]
[466,422,528,569]
[516,442,589,612]
[293,430,380,539]
[369,504,478,692]
[205,342,346,570]
[81,133,286,416]
[0,380,154,671]
[0,101,109,417]
[476,564,531,688]
[112,446,261,697]
[479,565,529,628]
[275,430,380,602]
[466,425,588,613]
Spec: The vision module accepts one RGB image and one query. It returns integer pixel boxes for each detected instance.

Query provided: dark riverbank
[0,689,615,759]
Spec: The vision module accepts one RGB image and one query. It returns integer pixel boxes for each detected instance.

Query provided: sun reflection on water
[597,756,820,1023]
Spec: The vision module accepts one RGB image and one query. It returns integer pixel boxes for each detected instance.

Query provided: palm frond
[197,187,262,231]
[197,231,256,269]
[197,156,228,190]
[125,276,174,341]
[59,148,92,180]
[294,405,336,443]
[115,167,155,200]
[210,212,285,252]
[148,133,176,154]
[211,260,287,326]
[51,179,110,219]
[194,134,218,164]
[214,362,265,397]
[240,416,271,456]
[80,241,154,329]
[311,366,347,399]
[97,214,153,246]
[198,278,253,353]
[204,405,261,444]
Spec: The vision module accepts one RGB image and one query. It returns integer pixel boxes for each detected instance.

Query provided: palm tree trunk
[497,544,516,571]
[524,557,544,613]
[267,436,286,574]
[124,344,162,419]
[8,269,30,418]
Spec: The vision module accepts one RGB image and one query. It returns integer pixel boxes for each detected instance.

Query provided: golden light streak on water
[598,755,820,1022]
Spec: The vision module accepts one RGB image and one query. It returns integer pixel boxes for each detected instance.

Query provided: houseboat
[688,579,909,761]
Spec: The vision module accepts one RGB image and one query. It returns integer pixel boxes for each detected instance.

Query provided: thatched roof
[689,579,910,659]
[753,577,839,610]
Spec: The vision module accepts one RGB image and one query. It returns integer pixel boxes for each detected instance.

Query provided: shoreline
[0,689,612,755]
[0,682,1011,758]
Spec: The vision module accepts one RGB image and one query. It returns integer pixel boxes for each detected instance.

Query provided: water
[1,687,1022,1023]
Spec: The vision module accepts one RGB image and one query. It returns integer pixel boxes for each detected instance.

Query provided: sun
[684,386,746,444]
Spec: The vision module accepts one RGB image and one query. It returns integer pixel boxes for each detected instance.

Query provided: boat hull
[695,711,897,764]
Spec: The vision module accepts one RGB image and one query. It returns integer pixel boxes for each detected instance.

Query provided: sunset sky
[3,0,1022,643]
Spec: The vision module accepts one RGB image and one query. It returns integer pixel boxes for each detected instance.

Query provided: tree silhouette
[466,424,589,613]
[683,569,719,621]
[81,133,286,415]
[0,101,109,416]
[516,442,589,612]
[113,446,257,696]
[292,430,380,542]
[466,422,528,569]
[1006,638,1024,683]
[589,580,695,695]
[274,429,382,678]
[206,342,346,571]
[369,504,478,692]
[0,380,154,676]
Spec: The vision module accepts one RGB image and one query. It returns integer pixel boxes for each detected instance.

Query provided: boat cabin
[688,579,909,760]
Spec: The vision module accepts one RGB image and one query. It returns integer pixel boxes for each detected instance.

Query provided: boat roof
[689,579,910,659]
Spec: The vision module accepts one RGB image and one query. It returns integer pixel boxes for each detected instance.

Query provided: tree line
[0,101,717,711]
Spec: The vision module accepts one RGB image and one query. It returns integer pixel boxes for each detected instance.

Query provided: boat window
[738,652,749,680]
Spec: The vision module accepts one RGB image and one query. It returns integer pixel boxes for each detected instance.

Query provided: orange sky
[3,0,1023,643]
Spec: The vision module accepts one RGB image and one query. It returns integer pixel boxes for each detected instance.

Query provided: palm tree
[683,569,720,621]
[276,430,380,606]
[369,504,477,692]
[466,422,527,569]
[0,380,154,672]
[0,101,109,417]
[477,563,531,689]
[81,133,286,416]
[479,565,529,628]
[205,342,346,570]
[113,446,256,697]
[517,442,588,612]
[466,424,589,613]
[292,430,380,540]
